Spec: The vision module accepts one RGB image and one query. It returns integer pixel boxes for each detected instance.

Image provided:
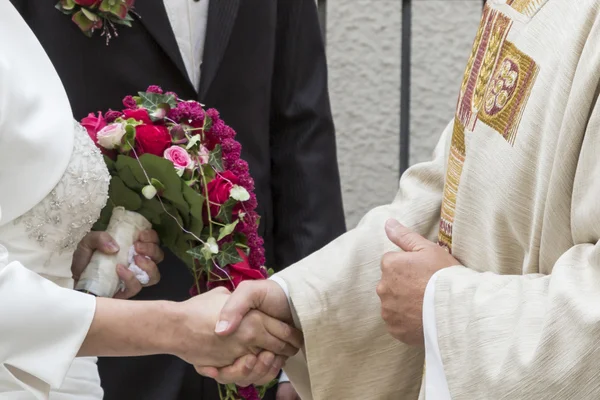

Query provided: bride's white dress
[0,1,110,399]
[0,124,110,399]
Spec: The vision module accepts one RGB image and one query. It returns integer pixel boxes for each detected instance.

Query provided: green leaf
[202,164,216,181]
[217,220,239,241]
[267,268,275,277]
[137,92,178,111]
[182,184,205,235]
[136,197,164,225]
[121,124,136,152]
[109,176,142,211]
[216,198,238,224]
[155,203,183,248]
[115,155,190,221]
[103,155,116,173]
[215,242,243,267]
[151,178,165,192]
[71,10,95,32]
[93,202,114,231]
[187,245,205,261]
[203,115,213,132]
[186,135,201,150]
[138,155,189,221]
[81,7,99,21]
[57,0,76,11]
[208,145,223,172]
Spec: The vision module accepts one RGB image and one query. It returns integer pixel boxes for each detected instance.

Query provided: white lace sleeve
[0,246,96,399]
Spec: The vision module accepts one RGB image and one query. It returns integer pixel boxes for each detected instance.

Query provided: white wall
[326,0,482,227]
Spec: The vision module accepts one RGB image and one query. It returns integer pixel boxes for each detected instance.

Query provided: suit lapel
[134,0,194,89]
[198,0,241,100]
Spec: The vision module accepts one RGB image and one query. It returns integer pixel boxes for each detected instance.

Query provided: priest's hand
[179,287,301,370]
[377,219,460,346]
[195,280,298,385]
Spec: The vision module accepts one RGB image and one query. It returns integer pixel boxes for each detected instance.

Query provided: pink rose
[81,112,106,143]
[97,123,126,149]
[164,146,194,170]
[198,145,210,165]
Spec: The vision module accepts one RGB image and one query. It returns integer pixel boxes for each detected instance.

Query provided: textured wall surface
[327,0,482,227]
[326,0,402,227]
[410,0,482,165]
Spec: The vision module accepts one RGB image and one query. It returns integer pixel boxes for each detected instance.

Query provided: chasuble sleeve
[430,111,600,398]
[0,251,96,400]
[275,120,453,400]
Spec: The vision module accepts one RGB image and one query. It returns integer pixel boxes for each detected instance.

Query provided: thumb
[385,219,429,252]
[215,281,268,336]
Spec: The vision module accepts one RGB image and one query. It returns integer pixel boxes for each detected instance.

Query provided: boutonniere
[55,0,137,45]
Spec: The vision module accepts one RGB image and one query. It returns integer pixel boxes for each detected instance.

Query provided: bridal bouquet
[80,86,273,400]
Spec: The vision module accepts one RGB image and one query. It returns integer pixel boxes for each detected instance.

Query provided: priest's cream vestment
[276,0,600,398]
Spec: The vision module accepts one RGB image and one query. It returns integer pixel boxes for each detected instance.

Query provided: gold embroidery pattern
[456,6,512,131]
[438,120,465,250]
[506,0,549,17]
[437,6,539,251]
[479,41,539,145]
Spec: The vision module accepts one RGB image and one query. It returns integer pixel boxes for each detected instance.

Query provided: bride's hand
[71,230,164,298]
[171,287,302,369]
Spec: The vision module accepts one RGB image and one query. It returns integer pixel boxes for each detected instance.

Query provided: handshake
[178,280,299,387]
[74,231,300,389]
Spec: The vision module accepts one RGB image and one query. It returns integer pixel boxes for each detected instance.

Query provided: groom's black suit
[11,0,346,398]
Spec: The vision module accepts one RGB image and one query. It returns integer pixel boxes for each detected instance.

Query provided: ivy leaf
[203,115,213,132]
[215,242,243,267]
[208,145,223,172]
[216,198,237,224]
[187,245,205,261]
[186,135,201,150]
[217,220,239,241]
[137,92,178,111]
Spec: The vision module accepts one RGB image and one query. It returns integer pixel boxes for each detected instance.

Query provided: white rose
[97,123,126,149]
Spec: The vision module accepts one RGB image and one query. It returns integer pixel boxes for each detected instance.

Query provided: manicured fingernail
[105,240,119,252]
[215,320,229,333]
[386,219,400,229]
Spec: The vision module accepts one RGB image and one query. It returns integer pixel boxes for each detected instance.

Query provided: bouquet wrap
[76,206,151,297]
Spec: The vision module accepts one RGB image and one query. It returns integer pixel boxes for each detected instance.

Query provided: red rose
[134,124,172,156]
[206,171,239,217]
[73,0,102,6]
[123,108,152,124]
[208,249,264,291]
[81,112,106,143]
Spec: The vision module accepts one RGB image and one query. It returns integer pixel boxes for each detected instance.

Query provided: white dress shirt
[163,0,210,91]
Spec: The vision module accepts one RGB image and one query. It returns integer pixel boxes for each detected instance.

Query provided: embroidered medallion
[479,41,539,144]
[456,5,512,131]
